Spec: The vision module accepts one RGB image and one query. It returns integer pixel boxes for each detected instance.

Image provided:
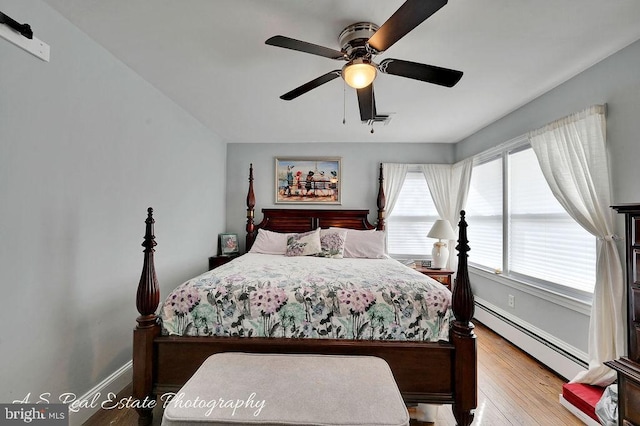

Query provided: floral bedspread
[159,253,452,342]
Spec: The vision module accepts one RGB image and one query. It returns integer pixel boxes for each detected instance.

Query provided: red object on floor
[562,382,605,422]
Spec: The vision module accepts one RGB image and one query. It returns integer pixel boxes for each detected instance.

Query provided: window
[466,143,596,299]
[465,157,502,271]
[387,171,439,258]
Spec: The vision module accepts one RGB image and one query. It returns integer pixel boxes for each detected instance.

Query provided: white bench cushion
[161,352,409,426]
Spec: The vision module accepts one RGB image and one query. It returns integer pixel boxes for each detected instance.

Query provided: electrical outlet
[508,294,515,308]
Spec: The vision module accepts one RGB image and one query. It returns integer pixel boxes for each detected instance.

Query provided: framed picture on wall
[275,157,341,204]
[219,233,239,255]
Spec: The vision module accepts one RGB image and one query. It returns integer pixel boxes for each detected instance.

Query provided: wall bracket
[0,11,50,62]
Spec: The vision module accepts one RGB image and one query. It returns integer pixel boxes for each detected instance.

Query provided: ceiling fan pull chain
[370,89,375,133]
[343,80,346,124]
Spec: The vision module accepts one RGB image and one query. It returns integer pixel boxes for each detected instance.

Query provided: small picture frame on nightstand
[421,260,432,268]
[219,233,239,255]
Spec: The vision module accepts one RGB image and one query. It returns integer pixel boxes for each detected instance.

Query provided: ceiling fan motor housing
[339,22,380,58]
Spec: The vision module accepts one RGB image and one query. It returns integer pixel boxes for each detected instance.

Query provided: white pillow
[249,229,292,255]
[333,228,386,259]
[285,228,322,257]
[318,228,348,258]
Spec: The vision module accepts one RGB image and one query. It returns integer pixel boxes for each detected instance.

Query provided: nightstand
[414,267,454,290]
[208,255,239,270]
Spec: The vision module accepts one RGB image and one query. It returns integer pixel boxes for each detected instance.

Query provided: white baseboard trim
[68,361,132,425]
[474,297,588,381]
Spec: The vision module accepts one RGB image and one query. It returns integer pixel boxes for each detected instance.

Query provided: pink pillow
[249,229,292,255]
[331,228,386,259]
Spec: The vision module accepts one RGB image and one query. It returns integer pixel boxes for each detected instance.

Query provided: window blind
[387,171,439,257]
[466,158,503,270]
[508,148,596,292]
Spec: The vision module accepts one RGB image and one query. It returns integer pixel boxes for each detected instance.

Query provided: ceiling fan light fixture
[342,59,377,89]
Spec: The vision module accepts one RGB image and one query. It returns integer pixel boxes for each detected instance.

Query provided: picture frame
[219,233,239,255]
[275,157,341,204]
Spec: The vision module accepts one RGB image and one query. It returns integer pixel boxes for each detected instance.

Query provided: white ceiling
[43,0,640,143]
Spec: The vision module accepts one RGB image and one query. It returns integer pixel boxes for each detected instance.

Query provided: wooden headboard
[245,163,386,250]
[257,209,377,233]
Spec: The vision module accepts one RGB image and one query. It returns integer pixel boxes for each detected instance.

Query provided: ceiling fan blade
[280,71,341,101]
[266,36,347,60]
[357,84,377,122]
[379,58,463,87]
[367,0,447,52]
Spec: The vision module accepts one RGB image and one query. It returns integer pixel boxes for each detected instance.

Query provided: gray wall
[5,0,639,405]
[226,143,455,252]
[455,38,640,353]
[0,1,225,403]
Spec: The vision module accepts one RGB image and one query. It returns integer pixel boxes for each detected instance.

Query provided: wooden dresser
[606,204,640,426]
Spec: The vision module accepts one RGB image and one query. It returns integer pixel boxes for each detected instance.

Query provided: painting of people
[275,157,341,204]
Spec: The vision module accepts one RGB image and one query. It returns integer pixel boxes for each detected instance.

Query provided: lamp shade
[342,59,377,89]
[427,219,456,240]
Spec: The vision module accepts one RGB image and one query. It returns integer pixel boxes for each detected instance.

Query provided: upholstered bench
[161,352,410,426]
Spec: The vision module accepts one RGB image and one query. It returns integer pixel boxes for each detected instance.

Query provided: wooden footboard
[132,164,476,426]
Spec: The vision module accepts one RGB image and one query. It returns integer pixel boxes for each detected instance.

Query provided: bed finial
[377,163,386,230]
[136,207,159,328]
[133,207,161,425]
[246,163,256,250]
[452,210,473,326]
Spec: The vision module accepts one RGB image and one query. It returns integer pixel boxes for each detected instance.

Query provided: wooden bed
[132,164,477,425]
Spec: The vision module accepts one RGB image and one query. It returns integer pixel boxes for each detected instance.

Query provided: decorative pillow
[337,228,386,259]
[285,228,322,257]
[318,228,348,258]
[249,229,292,255]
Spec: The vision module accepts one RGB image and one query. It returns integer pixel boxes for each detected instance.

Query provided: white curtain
[421,158,473,270]
[382,163,409,216]
[528,104,624,386]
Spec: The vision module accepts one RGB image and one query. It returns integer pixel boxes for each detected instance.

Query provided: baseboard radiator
[474,297,588,381]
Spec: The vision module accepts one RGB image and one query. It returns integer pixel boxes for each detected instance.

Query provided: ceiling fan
[265,0,463,123]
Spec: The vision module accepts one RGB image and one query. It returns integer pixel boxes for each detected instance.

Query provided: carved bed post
[133,208,160,426]
[246,163,256,251]
[450,210,477,426]
[376,163,386,230]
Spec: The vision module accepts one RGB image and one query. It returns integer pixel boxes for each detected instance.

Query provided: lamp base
[431,241,449,270]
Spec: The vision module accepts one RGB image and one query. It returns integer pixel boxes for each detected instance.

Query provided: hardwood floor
[84,321,582,425]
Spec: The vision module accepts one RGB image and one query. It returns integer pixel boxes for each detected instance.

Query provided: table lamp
[427,219,457,270]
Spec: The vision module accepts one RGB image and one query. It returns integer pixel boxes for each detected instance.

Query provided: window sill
[469,266,592,316]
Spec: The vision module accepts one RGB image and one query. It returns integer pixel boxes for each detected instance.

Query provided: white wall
[455,38,640,356]
[0,0,226,407]
[226,143,455,252]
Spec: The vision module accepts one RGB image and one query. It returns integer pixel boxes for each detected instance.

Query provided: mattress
[159,253,452,342]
